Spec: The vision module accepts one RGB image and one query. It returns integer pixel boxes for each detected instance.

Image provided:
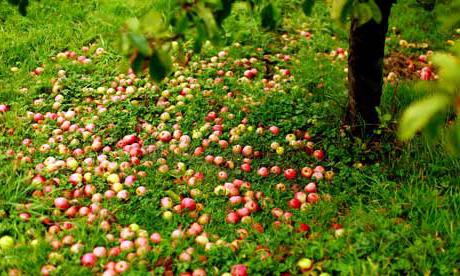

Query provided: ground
[0,0,459,275]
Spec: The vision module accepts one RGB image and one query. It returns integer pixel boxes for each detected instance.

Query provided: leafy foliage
[399,94,450,141]
[118,0,390,83]
[399,20,460,154]
[331,0,354,23]
[149,48,172,82]
[332,0,383,25]
[119,0,243,82]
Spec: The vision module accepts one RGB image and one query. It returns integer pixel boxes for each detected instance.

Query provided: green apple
[276,146,285,155]
[129,223,140,232]
[162,211,173,221]
[297,258,313,271]
[107,173,120,184]
[0,235,14,250]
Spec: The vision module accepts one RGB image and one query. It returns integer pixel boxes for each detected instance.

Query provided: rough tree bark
[345,0,396,136]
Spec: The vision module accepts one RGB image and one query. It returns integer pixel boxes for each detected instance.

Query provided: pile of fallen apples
[1,39,345,276]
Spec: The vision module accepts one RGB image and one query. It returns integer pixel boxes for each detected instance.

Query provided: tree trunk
[345,0,395,136]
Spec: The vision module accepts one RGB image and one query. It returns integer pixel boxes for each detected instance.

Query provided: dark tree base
[345,0,396,137]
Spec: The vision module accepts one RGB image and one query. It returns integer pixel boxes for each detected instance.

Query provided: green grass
[0,0,459,275]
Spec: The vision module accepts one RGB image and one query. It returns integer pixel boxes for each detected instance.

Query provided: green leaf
[424,111,445,140]
[261,3,278,30]
[126,18,140,32]
[204,0,222,6]
[193,21,207,52]
[140,11,168,37]
[174,15,189,35]
[214,0,236,26]
[382,113,392,122]
[446,120,460,155]
[399,94,451,141]
[368,0,382,23]
[354,3,373,25]
[149,48,172,82]
[127,32,151,56]
[332,0,355,23]
[131,53,145,74]
[432,53,460,93]
[196,3,220,42]
[165,190,181,202]
[121,33,130,55]
[302,0,315,16]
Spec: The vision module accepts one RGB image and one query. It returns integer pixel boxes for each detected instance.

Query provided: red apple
[280,69,290,76]
[271,208,283,218]
[241,163,251,172]
[269,126,280,135]
[270,166,281,175]
[313,150,324,160]
[236,207,250,217]
[218,171,228,180]
[314,166,325,173]
[0,104,10,113]
[304,182,317,193]
[242,146,253,157]
[226,212,240,224]
[181,198,196,211]
[298,223,310,232]
[123,134,138,145]
[214,156,225,166]
[109,247,121,257]
[420,67,432,80]
[244,200,259,212]
[206,111,217,121]
[33,113,44,122]
[232,145,242,154]
[115,261,129,273]
[81,253,97,267]
[284,169,297,180]
[187,223,203,236]
[205,155,214,164]
[194,147,204,156]
[307,193,319,204]
[229,196,242,205]
[231,264,248,276]
[288,198,301,209]
[54,197,69,210]
[150,233,161,244]
[312,172,323,180]
[244,69,257,79]
[158,131,172,142]
[257,167,269,177]
[294,192,307,203]
[93,247,107,258]
[301,167,313,178]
